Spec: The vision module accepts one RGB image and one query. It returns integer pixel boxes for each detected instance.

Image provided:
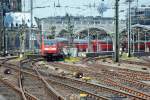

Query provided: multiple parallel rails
[119,56,150,68]
[31,59,109,100]
[38,69,109,100]
[20,58,111,100]
[1,56,150,100]
[40,70,146,100]
[21,71,62,100]
[20,58,128,100]
[84,57,150,81]
[99,69,150,93]
[0,57,64,100]
[141,56,150,65]
[23,66,108,100]
[0,57,21,100]
[84,57,150,92]
[0,57,36,100]
[0,78,23,100]
[48,62,150,100]
[0,62,19,88]
[20,58,65,100]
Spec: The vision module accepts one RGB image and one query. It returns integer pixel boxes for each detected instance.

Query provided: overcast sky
[22,0,150,19]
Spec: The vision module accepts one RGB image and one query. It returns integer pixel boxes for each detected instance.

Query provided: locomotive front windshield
[44,40,57,45]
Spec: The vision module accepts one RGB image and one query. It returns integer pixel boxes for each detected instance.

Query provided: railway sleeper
[100,77,150,97]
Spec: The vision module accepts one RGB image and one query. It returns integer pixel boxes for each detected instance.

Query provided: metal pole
[128,1,131,57]
[2,2,6,56]
[144,31,146,52]
[19,20,26,58]
[97,32,98,52]
[107,34,108,52]
[5,29,7,55]
[88,22,90,52]
[30,0,33,52]
[114,0,119,62]
[133,31,135,53]
[3,17,5,56]
[138,29,140,52]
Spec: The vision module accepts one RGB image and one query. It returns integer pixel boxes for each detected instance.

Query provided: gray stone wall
[40,16,126,36]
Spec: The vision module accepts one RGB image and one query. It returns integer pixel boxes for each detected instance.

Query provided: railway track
[141,56,150,64]
[21,72,57,100]
[20,59,65,100]
[12,58,108,100]
[94,63,150,81]
[0,78,23,100]
[37,69,109,100]
[90,57,150,81]
[1,56,150,100]
[89,65,150,92]
[38,68,149,100]
[118,56,150,68]
[0,57,37,100]
[32,59,110,100]
[83,57,150,82]
[20,58,112,100]
[115,69,150,81]
[99,69,150,93]
[0,57,65,100]
[85,63,150,90]
[47,62,150,99]
[0,63,19,87]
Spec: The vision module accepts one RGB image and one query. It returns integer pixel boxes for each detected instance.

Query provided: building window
[95,21,100,24]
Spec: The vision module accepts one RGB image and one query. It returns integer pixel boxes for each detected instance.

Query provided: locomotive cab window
[44,40,57,45]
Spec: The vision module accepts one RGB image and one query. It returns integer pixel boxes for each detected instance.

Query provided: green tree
[50,26,56,35]
[47,35,55,39]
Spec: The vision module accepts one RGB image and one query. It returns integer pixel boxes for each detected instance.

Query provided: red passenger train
[122,41,150,52]
[41,36,113,58]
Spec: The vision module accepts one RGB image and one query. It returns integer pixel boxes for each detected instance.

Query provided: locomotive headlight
[50,47,57,50]
[44,48,49,50]
[44,47,56,50]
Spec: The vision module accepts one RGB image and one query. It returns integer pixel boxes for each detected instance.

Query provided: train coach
[123,41,150,52]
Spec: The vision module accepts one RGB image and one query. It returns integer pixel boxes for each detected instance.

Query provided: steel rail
[43,71,149,100]
[99,70,150,92]
[50,62,150,99]
[0,77,29,100]
[1,57,149,100]
[33,64,65,100]
[47,77,109,100]
[33,64,109,100]
[86,57,150,81]
[0,58,39,100]
[20,58,65,100]
[22,58,109,100]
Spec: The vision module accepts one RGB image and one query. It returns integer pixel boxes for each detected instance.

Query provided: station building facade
[0,0,22,52]
[130,6,150,25]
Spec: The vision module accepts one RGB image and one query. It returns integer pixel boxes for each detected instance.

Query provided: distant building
[0,0,21,12]
[130,6,150,25]
[40,16,125,36]
[3,12,38,53]
[0,0,22,52]
[0,0,22,28]
[4,12,37,28]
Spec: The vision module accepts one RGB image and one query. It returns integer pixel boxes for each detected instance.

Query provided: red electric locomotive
[41,39,66,59]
